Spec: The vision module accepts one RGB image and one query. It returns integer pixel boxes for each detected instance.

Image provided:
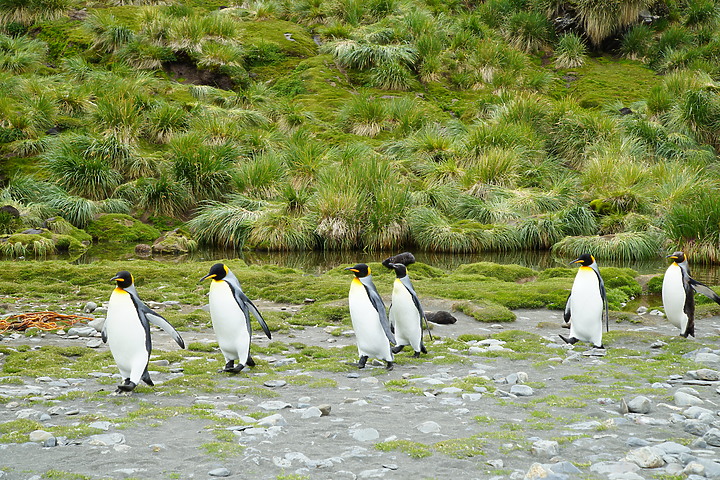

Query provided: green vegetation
[0,0,719,262]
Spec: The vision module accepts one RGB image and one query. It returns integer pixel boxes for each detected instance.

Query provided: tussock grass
[552,232,664,261]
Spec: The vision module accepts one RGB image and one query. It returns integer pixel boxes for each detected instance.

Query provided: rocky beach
[1,297,720,480]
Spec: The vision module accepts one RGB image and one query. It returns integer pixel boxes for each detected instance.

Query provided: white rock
[86,433,125,446]
[256,414,287,427]
[674,391,704,407]
[301,407,322,419]
[510,385,534,396]
[350,428,379,442]
[28,430,53,443]
[626,396,652,414]
[530,440,559,457]
[258,400,292,411]
[416,421,441,434]
[626,446,665,468]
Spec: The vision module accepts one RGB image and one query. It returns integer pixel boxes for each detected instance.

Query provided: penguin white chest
[106,289,148,380]
[348,279,391,360]
[209,280,250,362]
[662,264,687,330]
[569,267,603,344]
[390,280,421,349]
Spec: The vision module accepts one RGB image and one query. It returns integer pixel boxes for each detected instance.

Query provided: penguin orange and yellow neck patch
[113,288,129,295]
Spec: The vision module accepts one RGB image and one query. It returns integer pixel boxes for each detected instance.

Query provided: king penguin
[385,262,431,357]
[199,263,272,373]
[345,263,395,370]
[104,271,185,393]
[560,254,608,349]
[662,251,720,338]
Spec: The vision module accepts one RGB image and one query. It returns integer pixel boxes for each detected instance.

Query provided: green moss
[537,267,575,280]
[44,217,92,243]
[454,262,537,282]
[375,440,433,458]
[434,436,486,458]
[0,418,43,443]
[42,471,94,480]
[452,300,516,323]
[557,57,660,108]
[200,441,246,458]
[85,214,161,243]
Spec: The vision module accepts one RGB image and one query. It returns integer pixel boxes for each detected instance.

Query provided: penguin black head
[388,263,407,278]
[345,263,370,278]
[111,271,133,289]
[570,253,595,266]
[667,251,685,263]
[200,263,228,282]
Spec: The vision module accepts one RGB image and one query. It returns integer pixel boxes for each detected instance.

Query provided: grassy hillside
[1,0,720,262]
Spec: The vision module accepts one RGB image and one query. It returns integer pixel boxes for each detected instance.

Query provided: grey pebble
[626,395,652,414]
[510,384,534,396]
[264,380,287,388]
[208,468,231,477]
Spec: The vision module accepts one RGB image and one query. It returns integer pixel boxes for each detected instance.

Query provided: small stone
[650,341,667,348]
[318,404,331,416]
[626,446,665,468]
[88,318,105,332]
[86,433,125,446]
[684,419,711,437]
[691,368,720,381]
[43,437,57,447]
[29,430,53,443]
[350,428,379,442]
[695,352,720,364]
[263,380,287,388]
[416,421,440,434]
[301,407,322,419]
[684,462,705,476]
[67,326,96,337]
[208,468,231,477]
[703,428,720,447]
[626,395,652,414]
[510,385,534,396]
[83,302,98,313]
[258,400,292,411]
[684,406,714,419]
[256,414,287,427]
[531,440,559,457]
[636,306,648,314]
[674,391,704,407]
[86,339,103,348]
[525,463,553,480]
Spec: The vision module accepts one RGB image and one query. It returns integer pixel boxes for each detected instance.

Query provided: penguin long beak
[570,258,582,265]
[666,254,678,259]
[198,273,215,283]
[344,267,359,273]
[111,275,121,283]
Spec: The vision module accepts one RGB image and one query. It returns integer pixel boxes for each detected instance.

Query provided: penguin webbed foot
[116,381,137,393]
[559,334,578,345]
[561,322,571,329]
[412,351,421,358]
[385,361,394,371]
[220,360,244,373]
[420,344,427,354]
[391,345,404,354]
[246,356,256,367]
[357,356,368,369]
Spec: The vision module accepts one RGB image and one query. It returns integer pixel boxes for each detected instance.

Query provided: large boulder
[152,229,197,254]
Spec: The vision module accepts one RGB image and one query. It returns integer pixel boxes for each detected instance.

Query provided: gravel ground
[1,302,720,480]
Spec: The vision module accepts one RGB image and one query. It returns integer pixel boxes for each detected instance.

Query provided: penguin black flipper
[591,265,610,333]
[399,274,433,341]
[142,308,185,349]
[225,271,272,340]
[689,278,720,305]
[563,292,572,324]
[683,277,696,338]
[242,293,272,340]
[361,281,396,345]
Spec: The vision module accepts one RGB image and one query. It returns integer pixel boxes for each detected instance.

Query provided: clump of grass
[453,300,516,323]
[554,33,587,68]
[551,232,664,261]
[375,440,433,458]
